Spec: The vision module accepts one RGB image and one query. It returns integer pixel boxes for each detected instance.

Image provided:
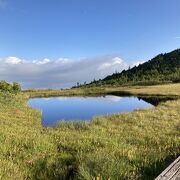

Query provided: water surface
[28,95,153,127]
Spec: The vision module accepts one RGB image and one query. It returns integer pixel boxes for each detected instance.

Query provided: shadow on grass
[140,154,180,180]
[30,153,79,180]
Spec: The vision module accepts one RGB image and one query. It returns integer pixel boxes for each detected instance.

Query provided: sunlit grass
[0,84,180,179]
[105,83,180,96]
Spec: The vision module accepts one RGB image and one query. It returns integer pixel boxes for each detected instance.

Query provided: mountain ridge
[87,48,180,86]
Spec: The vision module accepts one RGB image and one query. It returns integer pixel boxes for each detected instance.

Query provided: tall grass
[105,83,180,96]
[0,84,180,179]
[23,87,106,98]
[24,83,180,98]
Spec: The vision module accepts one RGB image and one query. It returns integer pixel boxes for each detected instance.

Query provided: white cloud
[33,58,50,65]
[130,61,145,68]
[0,55,134,89]
[104,95,123,103]
[97,57,124,70]
[112,57,123,64]
[5,57,23,64]
[56,58,70,64]
[174,36,180,39]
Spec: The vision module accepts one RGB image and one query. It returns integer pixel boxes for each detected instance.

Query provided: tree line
[86,48,180,87]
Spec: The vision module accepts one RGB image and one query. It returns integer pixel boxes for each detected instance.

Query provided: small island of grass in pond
[28,95,153,127]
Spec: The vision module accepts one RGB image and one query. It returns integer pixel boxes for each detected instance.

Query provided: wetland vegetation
[0,83,179,179]
[28,95,153,127]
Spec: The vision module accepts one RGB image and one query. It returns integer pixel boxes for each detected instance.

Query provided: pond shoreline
[0,83,180,179]
[28,95,154,127]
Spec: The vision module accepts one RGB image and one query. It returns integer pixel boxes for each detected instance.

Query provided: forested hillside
[88,49,180,86]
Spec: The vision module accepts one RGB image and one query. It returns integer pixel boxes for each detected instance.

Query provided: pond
[28,95,153,127]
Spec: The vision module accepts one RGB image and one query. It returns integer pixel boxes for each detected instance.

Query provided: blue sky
[0,0,180,88]
[0,0,180,60]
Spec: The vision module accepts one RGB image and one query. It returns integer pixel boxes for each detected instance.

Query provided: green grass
[105,83,180,96]
[23,87,106,98]
[0,84,180,179]
[24,83,180,98]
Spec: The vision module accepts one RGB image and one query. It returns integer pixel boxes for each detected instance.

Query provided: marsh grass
[24,87,106,98]
[105,83,180,96]
[0,84,180,179]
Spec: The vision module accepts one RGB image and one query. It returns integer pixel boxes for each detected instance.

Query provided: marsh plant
[0,84,179,179]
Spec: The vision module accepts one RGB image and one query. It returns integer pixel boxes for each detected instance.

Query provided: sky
[0,0,180,89]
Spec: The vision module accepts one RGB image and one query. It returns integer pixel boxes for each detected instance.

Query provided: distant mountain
[88,48,180,86]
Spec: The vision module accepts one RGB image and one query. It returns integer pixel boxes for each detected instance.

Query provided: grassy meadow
[0,84,180,179]
[105,83,180,96]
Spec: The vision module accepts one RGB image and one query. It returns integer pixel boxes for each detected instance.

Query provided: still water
[28,96,153,127]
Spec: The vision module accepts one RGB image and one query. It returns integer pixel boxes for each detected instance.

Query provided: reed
[0,84,179,179]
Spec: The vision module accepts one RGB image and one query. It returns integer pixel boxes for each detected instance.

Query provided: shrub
[0,80,21,93]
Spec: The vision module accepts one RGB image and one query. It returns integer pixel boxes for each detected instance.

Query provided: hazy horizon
[0,0,180,88]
